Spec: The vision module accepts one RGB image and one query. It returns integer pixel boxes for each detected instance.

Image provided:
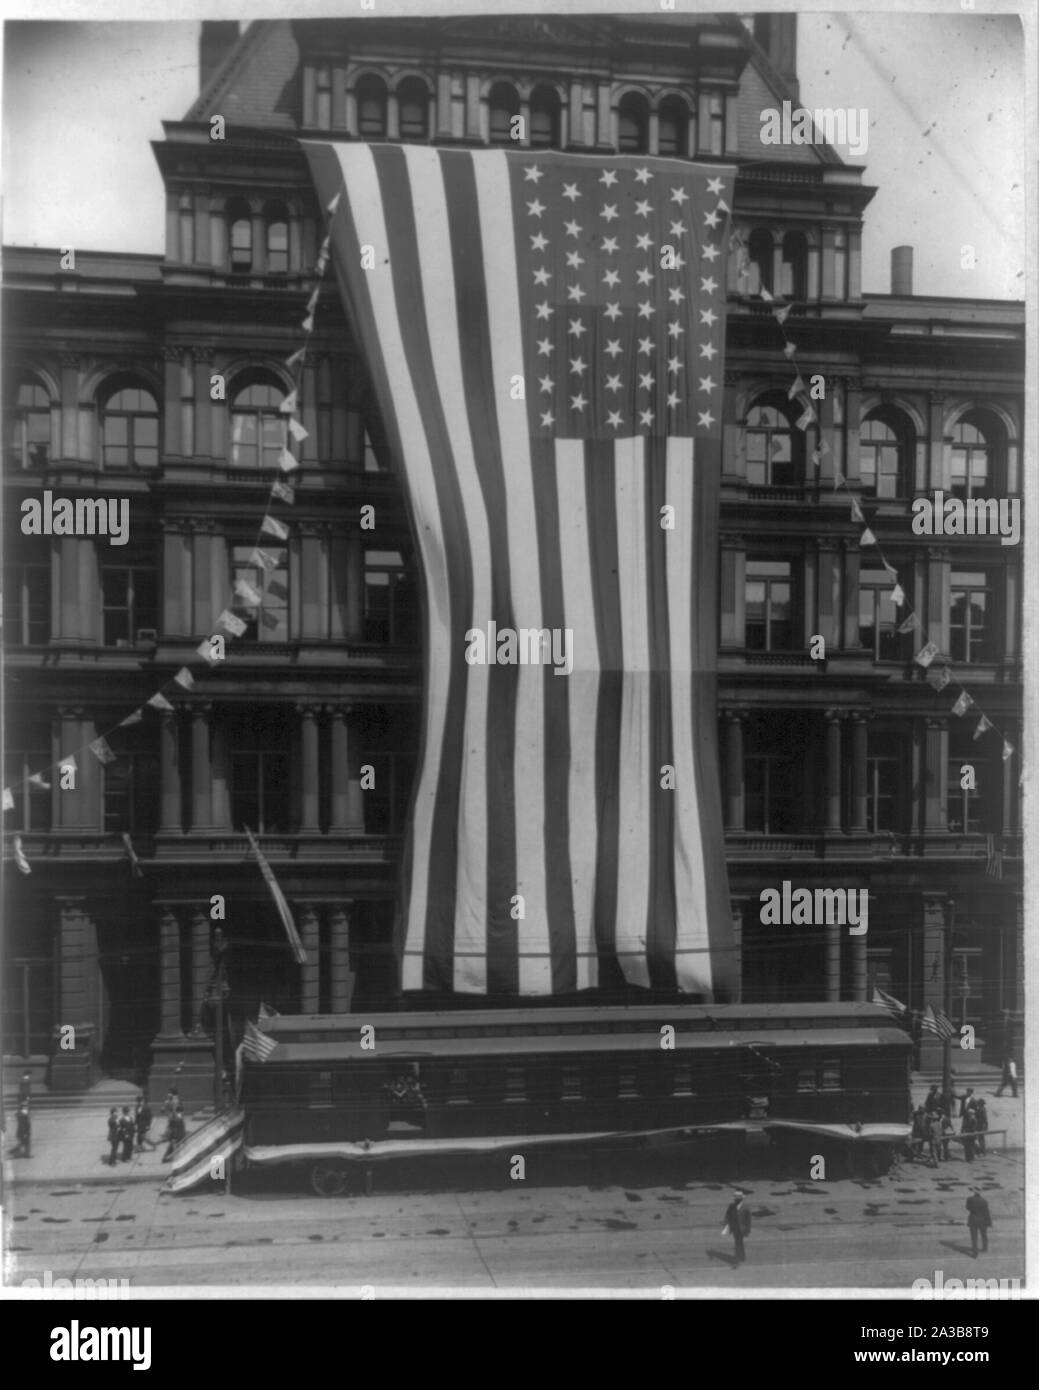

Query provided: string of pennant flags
[2,191,344,875]
[729,228,1018,773]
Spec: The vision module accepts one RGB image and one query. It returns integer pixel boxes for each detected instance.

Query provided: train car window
[796,1068,818,1093]
[820,1060,842,1090]
[311,1070,333,1106]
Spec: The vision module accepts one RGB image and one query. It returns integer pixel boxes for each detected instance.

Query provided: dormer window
[265,203,289,275]
[228,199,252,272]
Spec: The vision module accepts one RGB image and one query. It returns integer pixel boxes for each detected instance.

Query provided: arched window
[618,93,649,153]
[657,96,688,157]
[949,411,995,500]
[529,85,561,148]
[748,228,773,295]
[9,379,51,468]
[356,75,388,138]
[100,383,159,469]
[781,231,808,300]
[227,199,252,273]
[265,203,289,275]
[745,397,800,486]
[489,82,519,144]
[397,77,429,141]
[860,408,912,499]
[230,378,287,470]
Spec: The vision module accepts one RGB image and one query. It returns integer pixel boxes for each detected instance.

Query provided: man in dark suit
[723,1190,751,1265]
[106,1108,120,1166]
[965,1189,992,1256]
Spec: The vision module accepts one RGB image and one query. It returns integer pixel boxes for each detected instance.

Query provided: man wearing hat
[723,1189,752,1265]
[965,1188,992,1257]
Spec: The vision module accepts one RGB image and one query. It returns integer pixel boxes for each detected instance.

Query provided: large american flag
[304,142,736,999]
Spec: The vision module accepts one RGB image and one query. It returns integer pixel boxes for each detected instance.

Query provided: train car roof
[243,1025,912,1065]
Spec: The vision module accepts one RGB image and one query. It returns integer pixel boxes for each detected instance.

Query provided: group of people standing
[911,1085,989,1166]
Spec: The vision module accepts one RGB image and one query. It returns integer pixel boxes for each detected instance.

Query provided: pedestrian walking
[162,1106,186,1163]
[924,1084,941,1115]
[910,1105,928,1161]
[994,1011,1018,1097]
[961,1106,977,1162]
[965,1189,992,1256]
[118,1106,135,1162]
[958,1087,975,1119]
[926,1111,943,1167]
[722,1189,751,1265]
[134,1095,153,1151]
[106,1108,120,1166]
[18,1070,32,1107]
[940,1114,955,1162]
[15,1103,32,1157]
[973,1098,988,1155]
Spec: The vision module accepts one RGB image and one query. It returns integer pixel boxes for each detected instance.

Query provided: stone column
[159,709,182,833]
[824,924,841,1003]
[851,713,869,832]
[849,917,868,1002]
[924,716,948,832]
[920,892,949,1072]
[157,908,185,1038]
[723,711,744,831]
[163,348,182,457]
[345,533,363,640]
[435,72,453,139]
[300,906,321,1014]
[210,718,231,830]
[730,898,743,1004]
[193,347,213,458]
[816,539,840,648]
[54,708,98,831]
[298,704,321,833]
[329,904,357,1013]
[161,520,192,636]
[927,392,947,490]
[191,703,213,832]
[55,537,100,644]
[926,546,949,659]
[825,710,844,831]
[299,524,326,639]
[50,897,100,1091]
[190,908,211,1035]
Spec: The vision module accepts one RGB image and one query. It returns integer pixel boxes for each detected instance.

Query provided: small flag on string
[59,755,78,774]
[243,824,307,964]
[326,191,341,216]
[28,772,51,791]
[898,612,920,635]
[258,1000,281,1021]
[88,736,116,766]
[121,832,143,879]
[973,715,992,741]
[278,389,298,415]
[728,231,744,251]
[795,405,815,431]
[774,304,791,325]
[810,449,821,467]
[951,691,974,717]
[278,448,299,474]
[173,667,195,690]
[833,469,844,491]
[13,836,31,874]
[146,692,174,713]
[118,709,143,727]
[196,638,221,665]
[914,641,939,668]
[787,375,806,401]
[926,666,951,693]
[302,314,315,334]
[315,252,328,276]
[1002,740,1014,762]
[872,986,907,1019]
[285,346,306,369]
[234,578,263,608]
[3,788,15,812]
[306,288,320,315]
[250,547,281,574]
[850,497,865,524]
[783,341,797,358]
[261,515,289,541]
[217,610,248,638]
[985,833,1003,880]
[717,197,730,213]
[882,559,898,577]
[891,584,905,606]
[266,578,289,601]
[759,286,773,303]
[859,527,877,546]
[818,438,830,455]
[287,417,309,443]
[270,479,295,505]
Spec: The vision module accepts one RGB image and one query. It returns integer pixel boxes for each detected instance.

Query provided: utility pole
[943,898,956,1102]
[208,927,230,1113]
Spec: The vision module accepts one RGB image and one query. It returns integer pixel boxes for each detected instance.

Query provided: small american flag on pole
[921,1004,957,1041]
[241,1019,277,1063]
[304,141,736,998]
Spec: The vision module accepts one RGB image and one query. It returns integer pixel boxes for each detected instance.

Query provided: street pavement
[2,1080,1025,1295]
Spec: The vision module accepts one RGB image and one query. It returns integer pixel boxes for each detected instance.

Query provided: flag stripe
[645,438,677,987]
[555,441,600,991]
[476,153,552,994]
[440,150,520,993]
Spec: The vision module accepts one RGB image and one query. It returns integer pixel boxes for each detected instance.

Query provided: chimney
[753,14,799,104]
[200,21,240,94]
[891,246,914,296]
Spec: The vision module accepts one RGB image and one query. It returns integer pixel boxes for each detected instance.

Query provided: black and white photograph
[0,2,1032,1314]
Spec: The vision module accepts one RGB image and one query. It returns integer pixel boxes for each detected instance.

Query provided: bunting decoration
[146,692,175,713]
[13,836,31,874]
[88,736,117,766]
[121,832,143,879]
[951,691,974,717]
[173,667,195,690]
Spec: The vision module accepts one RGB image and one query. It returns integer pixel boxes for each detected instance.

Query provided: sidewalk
[3,1093,221,1189]
[3,1082,1024,1189]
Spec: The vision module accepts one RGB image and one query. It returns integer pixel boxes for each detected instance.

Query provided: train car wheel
[311,1161,349,1197]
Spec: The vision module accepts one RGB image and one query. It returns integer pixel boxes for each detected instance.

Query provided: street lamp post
[943,898,956,1103]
